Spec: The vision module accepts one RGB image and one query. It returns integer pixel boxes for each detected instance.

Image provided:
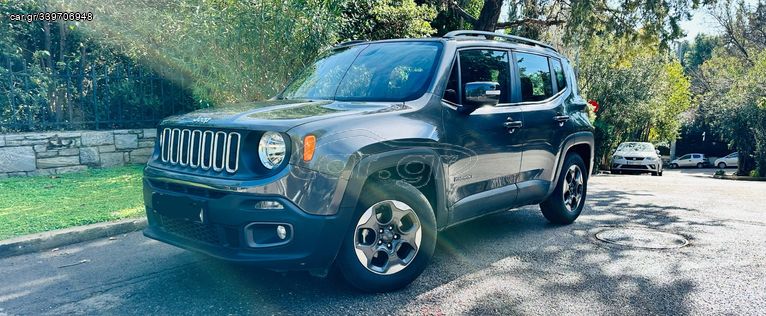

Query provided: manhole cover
[595,228,688,249]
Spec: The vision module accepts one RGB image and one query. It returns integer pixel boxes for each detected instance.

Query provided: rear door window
[514,52,553,102]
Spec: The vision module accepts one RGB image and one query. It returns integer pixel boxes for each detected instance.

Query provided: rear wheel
[718,162,727,169]
[336,179,436,292]
[540,153,587,225]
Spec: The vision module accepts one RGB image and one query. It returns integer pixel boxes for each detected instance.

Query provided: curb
[713,174,766,181]
[0,218,147,259]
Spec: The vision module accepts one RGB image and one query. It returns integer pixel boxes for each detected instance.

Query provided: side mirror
[462,82,500,111]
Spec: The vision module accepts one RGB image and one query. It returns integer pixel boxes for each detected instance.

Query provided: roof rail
[335,40,367,47]
[443,30,558,52]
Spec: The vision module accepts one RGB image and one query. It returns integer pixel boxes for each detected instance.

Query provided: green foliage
[439,0,714,47]
[54,0,342,105]
[681,34,720,72]
[0,166,144,240]
[0,0,198,132]
[577,37,693,169]
[338,0,437,41]
[695,1,766,176]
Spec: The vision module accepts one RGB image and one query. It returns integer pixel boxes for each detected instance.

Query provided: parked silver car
[714,152,739,168]
[610,142,663,176]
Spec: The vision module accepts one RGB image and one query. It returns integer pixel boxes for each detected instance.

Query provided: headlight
[258,132,286,169]
[613,155,624,160]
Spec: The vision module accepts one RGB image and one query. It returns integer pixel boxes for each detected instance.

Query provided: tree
[695,0,766,176]
[576,36,693,169]
[338,0,437,41]
[442,0,715,45]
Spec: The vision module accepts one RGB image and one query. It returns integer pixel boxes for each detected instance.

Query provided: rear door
[511,52,571,204]
[441,48,524,223]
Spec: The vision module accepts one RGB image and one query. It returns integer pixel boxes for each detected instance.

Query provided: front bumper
[611,160,661,172]
[142,165,355,271]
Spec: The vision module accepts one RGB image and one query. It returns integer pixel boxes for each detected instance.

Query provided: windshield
[617,142,655,152]
[280,42,443,102]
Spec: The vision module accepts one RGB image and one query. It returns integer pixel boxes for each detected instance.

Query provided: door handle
[504,118,523,133]
[553,114,570,126]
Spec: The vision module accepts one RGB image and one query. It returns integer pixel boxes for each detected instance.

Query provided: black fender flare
[546,131,595,197]
[336,148,449,230]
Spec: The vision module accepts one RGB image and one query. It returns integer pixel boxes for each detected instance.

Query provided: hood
[613,150,656,158]
[160,99,400,132]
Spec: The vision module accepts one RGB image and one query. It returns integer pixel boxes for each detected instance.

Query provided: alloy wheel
[562,165,584,212]
[353,200,422,275]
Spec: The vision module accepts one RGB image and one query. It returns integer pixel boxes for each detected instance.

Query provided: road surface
[1,169,765,315]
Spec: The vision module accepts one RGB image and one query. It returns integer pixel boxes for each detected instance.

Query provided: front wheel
[540,153,587,224]
[697,162,704,168]
[670,163,678,169]
[718,162,727,169]
[336,179,436,292]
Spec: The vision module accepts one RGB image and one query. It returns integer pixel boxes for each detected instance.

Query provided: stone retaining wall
[0,129,156,178]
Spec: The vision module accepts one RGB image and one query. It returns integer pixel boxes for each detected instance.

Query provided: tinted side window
[443,59,459,104]
[552,59,567,91]
[515,52,553,102]
[459,50,511,104]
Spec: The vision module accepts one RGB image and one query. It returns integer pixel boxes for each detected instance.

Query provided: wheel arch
[338,147,449,230]
[546,131,594,197]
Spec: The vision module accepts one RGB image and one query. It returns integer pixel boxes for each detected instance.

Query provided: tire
[336,179,437,292]
[696,162,704,168]
[611,169,621,175]
[718,162,726,169]
[540,153,587,225]
[670,163,678,169]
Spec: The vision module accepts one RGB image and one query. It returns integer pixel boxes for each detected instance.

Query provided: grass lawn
[0,165,145,240]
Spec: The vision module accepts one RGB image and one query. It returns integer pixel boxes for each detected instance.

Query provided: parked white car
[670,153,707,168]
[714,152,739,168]
[610,142,663,176]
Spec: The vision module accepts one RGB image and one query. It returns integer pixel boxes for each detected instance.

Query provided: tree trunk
[474,0,504,31]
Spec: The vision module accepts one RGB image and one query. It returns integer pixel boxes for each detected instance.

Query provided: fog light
[276,225,287,240]
[254,200,284,210]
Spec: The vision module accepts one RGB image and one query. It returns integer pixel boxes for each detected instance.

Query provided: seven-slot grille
[159,128,241,173]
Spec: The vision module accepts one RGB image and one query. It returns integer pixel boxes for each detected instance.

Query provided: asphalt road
[1,168,765,315]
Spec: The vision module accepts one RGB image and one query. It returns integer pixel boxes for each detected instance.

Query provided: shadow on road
[2,187,727,314]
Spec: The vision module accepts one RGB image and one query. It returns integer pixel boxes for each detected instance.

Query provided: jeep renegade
[142,30,595,292]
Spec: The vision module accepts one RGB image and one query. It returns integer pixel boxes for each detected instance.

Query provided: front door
[441,48,524,223]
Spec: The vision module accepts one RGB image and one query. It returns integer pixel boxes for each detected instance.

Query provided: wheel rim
[562,165,584,212]
[353,200,422,275]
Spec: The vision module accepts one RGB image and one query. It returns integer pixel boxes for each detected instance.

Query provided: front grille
[625,157,643,161]
[159,128,241,173]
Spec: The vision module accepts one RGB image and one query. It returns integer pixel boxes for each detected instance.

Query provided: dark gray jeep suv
[142,31,594,292]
